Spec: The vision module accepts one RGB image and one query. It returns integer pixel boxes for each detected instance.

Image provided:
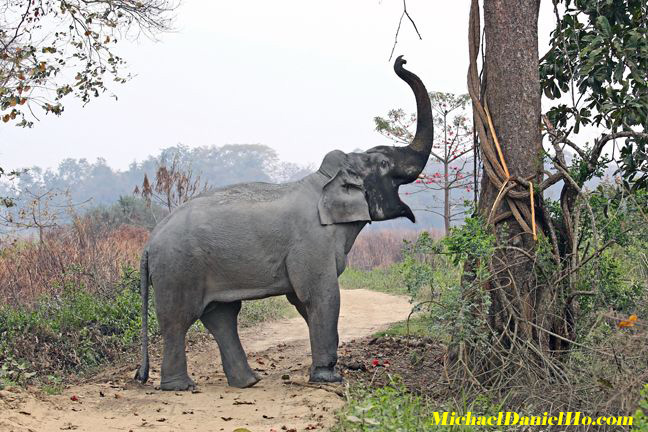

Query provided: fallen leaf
[619,314,639,328]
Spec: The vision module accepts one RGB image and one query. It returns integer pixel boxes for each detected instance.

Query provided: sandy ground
[0,289,411,432]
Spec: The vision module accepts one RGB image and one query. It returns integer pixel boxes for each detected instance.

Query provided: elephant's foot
[309,366,343,383]
[160,375,196,391]
[227,370,261,389]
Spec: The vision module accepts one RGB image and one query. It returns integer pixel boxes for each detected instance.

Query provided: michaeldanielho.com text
[431,412,633,427]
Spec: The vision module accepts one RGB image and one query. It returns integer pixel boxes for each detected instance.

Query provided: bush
[334,378,500,432]
[0,267,157,386]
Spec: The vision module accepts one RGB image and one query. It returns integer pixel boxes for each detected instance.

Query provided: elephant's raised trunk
[394,56,434,174]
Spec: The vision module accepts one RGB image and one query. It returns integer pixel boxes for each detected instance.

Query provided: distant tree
[0,188,72,243]
[375,92,475,235]
[85,195,163,231]
[135,153,209,216]
[0,0,176,127]
[11,144,311,212]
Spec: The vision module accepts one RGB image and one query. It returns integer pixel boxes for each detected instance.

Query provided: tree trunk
[444,161,450,236]
[478,0,549,352]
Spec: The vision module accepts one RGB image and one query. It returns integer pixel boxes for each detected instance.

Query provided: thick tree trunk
[478,0,549,351]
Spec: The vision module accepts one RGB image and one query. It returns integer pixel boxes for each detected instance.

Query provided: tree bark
[479,0,547,350]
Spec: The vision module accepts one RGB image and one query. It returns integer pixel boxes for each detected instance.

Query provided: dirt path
[0,289,411,432]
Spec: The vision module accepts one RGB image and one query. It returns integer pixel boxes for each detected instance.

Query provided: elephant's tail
[134,248,150,384]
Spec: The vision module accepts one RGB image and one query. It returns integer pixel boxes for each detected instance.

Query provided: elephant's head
[318,56,433,225]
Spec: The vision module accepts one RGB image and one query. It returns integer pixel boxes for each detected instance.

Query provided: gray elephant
[134,56,434,391]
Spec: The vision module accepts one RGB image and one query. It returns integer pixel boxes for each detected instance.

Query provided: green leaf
[596,16,612,37]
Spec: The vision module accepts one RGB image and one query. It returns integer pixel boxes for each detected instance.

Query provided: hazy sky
[0,1,555,172]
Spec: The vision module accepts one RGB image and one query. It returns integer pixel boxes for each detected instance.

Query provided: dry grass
[0,218,147,307]
[347,229,441,270]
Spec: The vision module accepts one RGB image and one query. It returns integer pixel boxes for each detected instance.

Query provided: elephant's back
[144,180,313,290]
[196,182,292,205]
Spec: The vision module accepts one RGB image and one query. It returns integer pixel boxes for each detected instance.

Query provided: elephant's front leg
[200,301,260,388]
[288,250,343,383]
[305,284,342,383]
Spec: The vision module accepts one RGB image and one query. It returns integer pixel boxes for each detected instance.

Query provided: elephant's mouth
[366,189,415,223]
[398,198,416,223]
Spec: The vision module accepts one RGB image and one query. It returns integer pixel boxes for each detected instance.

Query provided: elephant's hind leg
[160,324,196,391]
[201,301,260,388]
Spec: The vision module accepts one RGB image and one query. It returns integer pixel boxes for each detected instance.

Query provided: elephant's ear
[318,159,371,225]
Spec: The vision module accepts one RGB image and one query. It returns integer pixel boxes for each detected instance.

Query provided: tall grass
[347,229,441,270]
[0,218,147,306]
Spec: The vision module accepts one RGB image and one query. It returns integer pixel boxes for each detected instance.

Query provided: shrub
[334,378,501,432]
[0,267,158,385]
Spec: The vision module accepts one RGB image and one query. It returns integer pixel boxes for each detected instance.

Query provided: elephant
[134,55,434,391]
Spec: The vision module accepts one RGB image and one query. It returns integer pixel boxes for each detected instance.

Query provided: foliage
[541,0,648,189]
[399,231,438,299]
[375,92,475,234]
[334,379,437,432]
[373,315,432,338]
[568,183,647,319]
[334,378,500,432]
[634,385,648,432]
[0,0,175,127]
[0,267,158,385]
[443,216,494,266]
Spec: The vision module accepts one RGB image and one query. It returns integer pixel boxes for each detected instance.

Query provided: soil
[338,335,446,396]
[0,289,412,432]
